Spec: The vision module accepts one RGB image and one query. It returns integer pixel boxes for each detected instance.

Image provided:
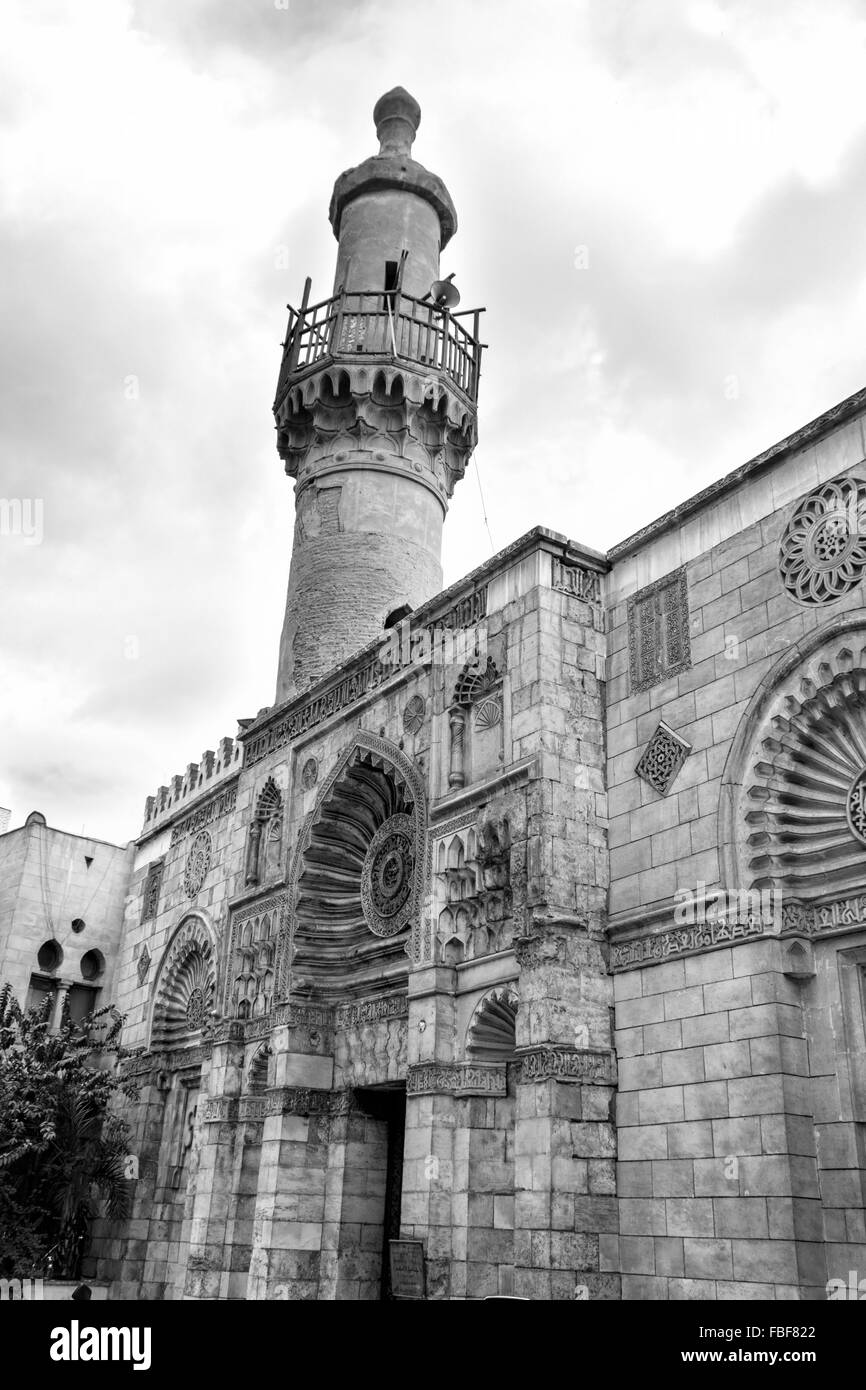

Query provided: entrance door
[354,1085,406,1300]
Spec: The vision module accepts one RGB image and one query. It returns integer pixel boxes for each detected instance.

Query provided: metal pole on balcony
[331,284,347,356]
[440,308,450,380]
[289,276,311,373]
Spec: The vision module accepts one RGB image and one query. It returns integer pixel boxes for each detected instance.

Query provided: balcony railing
[274,284,484,408]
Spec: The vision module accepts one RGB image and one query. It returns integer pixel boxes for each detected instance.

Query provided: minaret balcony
[274,286,484,412]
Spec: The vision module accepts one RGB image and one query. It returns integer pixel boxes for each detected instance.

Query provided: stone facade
[604,397,866,1299]
[78,529,614,1301]
[0,813,133,1025]
[2,88,865,1301]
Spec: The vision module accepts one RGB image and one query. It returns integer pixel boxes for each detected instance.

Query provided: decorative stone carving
[248,1043,272,1095]
[402,694,426,734]
[275,365,477,499]
[466,984,518,1061]
[185,987,206,1031]
[627,567,691,693]
[231,1086,358,1122]
[514,933,567,969]
[141,861,163,923]
[781,893,866,937]
[552,556,602,603]
[744,652,866,897]
[334,994,408,1029]
[301,756,318,790]
[286,733,428,989]
[361,814,415,937]
[406,1062,507,1096]
[137,944,151,987]
[434,815,514,962]
[126,1040,214,1079]
[635,722,691,795]
[448,709,466,788]
[169,781,238,847]
[283,1001,333,1029]
[779,477,866,605]
[183,831,212,898]
[846,769,866,845]
[245,822,263,887]
[225,891,287,1019]
[610,914,766,972]
[245,778,283,888]
[150,916,216,1050]
[454,655,501,707]
[517,1047,613,1085]
[474,696,501,731]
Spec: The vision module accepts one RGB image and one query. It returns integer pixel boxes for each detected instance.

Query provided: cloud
[2,0,866,839]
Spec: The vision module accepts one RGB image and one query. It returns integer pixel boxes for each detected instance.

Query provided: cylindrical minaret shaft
[272,88,481,702]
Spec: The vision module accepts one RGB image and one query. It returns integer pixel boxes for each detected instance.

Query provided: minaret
[272,87,483,701]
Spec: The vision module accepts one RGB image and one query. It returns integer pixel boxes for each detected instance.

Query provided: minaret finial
[373,86,421,156]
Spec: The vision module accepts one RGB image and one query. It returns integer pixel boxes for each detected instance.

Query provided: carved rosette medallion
[361,813,415,937]
[779,478,866,605]
[185,987,206,1031]
[402,694,426,735]
[846,769,866,846]
[183,830,212,898]
[301,757,318,790]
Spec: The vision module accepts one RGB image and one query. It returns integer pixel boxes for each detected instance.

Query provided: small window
[37,939,63,972]
[71,917,86,934]
[80,949,105,981]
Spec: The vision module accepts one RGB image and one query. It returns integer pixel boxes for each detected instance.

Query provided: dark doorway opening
[355,1084,406,1300]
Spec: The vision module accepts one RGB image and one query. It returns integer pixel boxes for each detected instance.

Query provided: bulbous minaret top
[373,86,421,154]
[272,89,483,703]
[328,86,457,298]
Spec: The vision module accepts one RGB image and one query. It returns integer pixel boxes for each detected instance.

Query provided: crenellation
[141,734,243,836]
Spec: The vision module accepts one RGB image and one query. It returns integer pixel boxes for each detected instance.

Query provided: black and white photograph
[1,0,865,1343]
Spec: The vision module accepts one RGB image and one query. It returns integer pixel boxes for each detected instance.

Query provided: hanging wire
[473,449,495,554]
[37,823,54,936]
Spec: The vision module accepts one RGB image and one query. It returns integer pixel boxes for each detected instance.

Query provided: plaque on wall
[389,1240,426,1300]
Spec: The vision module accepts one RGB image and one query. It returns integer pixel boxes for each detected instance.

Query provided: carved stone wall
[433,807,522,964]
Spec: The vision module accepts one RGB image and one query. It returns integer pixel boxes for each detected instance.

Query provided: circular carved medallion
[361,813,415,937]
[183,831,212,898]
[779,478,866,605]
[846,769,866,846]
[301,757,318,790]
[402,695,426,735]
[185,986,206,1030]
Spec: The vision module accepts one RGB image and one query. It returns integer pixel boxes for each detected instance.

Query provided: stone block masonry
[612,937,828,1299]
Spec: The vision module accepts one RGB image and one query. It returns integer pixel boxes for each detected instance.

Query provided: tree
[0,983,138,1279]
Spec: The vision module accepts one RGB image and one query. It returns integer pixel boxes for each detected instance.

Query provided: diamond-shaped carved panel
[635,722,691,795]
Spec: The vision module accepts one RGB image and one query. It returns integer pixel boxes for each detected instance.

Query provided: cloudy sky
[3,0,866,843]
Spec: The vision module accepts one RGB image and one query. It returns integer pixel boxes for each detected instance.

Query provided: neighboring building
[3,88,865,1300]
[0,811,133,1025]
